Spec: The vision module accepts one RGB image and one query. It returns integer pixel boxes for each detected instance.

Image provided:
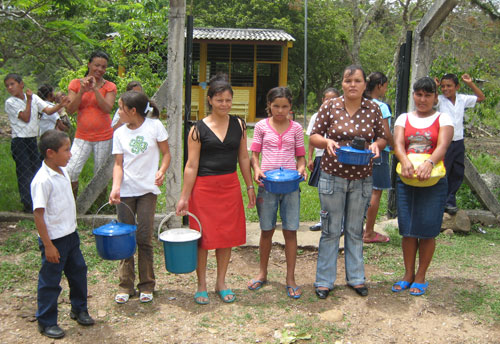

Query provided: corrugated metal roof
[192,28,295,42]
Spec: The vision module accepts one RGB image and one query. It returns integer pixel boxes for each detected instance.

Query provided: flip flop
[286,285,302,299]
[216,289,236,303]
[363,232,390,243]
[115,293,130,304]
[194,291,209,305]
[409,282,429,296]
[391,280,411,292]
[248,279,267,291]
[139,292,153,303]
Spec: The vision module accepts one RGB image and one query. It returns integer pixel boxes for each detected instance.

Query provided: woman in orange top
[66,51,117,196]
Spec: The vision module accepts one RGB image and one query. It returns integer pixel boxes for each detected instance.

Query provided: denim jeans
[315,172,372,289]
[11,137,42,210]
[37,232,88,327]
[256,186,300,231]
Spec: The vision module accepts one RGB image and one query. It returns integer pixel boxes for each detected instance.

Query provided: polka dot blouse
[311,96,386,180]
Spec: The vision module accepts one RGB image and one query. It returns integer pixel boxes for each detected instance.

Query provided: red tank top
[404,113,441,154]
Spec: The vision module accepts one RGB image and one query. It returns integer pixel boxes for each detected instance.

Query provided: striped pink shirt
[250,118,306,172]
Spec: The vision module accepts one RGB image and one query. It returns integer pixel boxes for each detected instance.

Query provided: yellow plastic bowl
[396,154,446,187]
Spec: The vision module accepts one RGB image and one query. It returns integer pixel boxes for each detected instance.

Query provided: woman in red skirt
[176,74,256,304]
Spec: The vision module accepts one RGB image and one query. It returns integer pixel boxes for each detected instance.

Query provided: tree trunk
[152,0,186,215]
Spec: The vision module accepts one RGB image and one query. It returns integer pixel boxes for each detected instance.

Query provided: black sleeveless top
[195,115,243,176]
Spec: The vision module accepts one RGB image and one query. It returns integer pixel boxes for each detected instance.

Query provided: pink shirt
[250,118,306,172]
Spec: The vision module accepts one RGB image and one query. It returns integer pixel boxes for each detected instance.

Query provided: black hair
[206,74,233,111]
[266,87,293,116]
[39,130,69,159]
[37,84,54,101]
[323,87,340,98]
[120,91,159,118]
[440,73,459,86]
[413,77,437,94]
[85,51,110,76]
[342,65,367,83]
[364,72,388,99]
[126,81,142,91]
[4,73,23,84]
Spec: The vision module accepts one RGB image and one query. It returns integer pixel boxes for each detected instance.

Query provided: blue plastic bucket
[92,203,137,260]
[158,212,202,274]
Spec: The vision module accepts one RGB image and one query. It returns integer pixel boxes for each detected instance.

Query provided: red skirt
[189,172,246,250]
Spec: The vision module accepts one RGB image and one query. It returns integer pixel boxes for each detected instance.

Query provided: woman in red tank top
[392,77,453,296]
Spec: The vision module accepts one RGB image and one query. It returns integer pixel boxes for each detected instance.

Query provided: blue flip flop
[286,285,302,299]
[409,282,429,296]
[248,279,267,291]
[216,289,236,303]
[194,291,209,305]
[391,280,411,292]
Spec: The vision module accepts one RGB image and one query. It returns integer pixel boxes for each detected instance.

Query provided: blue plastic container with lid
[262,167,304,194]
[93,220,137,260]
[336,146,375,166]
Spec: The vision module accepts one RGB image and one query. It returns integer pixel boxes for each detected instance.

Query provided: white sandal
[139,292,153,303]
[115,293,130,304]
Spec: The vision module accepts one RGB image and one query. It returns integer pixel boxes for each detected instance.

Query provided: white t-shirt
[39,101,61,135]
[395,111,453,129]
[437,94,477,141]
[111,108,120,127]
[113,118,169,197]
[5,94,48,138]
[306,112,324,157]
[31,162,77,240]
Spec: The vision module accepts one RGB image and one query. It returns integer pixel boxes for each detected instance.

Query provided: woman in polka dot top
[309,65,387,299]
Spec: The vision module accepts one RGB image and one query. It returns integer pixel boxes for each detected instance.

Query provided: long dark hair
[206,73,233,111]
[363,72,388,99]
[85,51,109,76]
[120,91,159,118]
[266,87,292,116]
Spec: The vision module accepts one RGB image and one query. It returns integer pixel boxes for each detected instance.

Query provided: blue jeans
[256,186,300,231]
[315,172,372,289]
[37,232,88,327]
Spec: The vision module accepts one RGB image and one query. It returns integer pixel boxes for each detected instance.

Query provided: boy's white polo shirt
[437,94,477,141]
[5,93,49,138]
[31,162,77,240]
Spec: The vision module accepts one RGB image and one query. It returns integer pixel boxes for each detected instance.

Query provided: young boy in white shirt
[436,73,485,214]
[4,73,67,212]
[31,130,94,339]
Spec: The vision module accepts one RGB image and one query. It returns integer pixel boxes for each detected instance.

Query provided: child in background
[248,87,307,299]
[31,130,94,339]
[363,72,394,243]
[37,85,69,135]
[307,87,339,231]
[435,74,485,214]
[109,91,171,304]
[111,81,144,130]
[4,73,68,212]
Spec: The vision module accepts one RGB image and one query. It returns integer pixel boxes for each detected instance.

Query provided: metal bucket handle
[92,202,138,230]
[158,211,202,240]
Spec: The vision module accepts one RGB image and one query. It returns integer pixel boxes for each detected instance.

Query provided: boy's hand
[433,77,440,87]
[26,89,33,101]
[462,74,473,84]
[59,95,70,107]
[45,243,60,264]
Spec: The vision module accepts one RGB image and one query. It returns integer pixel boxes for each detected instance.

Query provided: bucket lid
[92,220,137,236]
[264,167,301,182]
[159,228,201,242]
[337,146,372,154]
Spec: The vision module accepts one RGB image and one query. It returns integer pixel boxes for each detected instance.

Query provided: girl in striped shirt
[248,87,306,299]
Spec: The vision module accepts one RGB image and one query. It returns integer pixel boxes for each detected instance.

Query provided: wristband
[425,159,435,167]
[247,185,255,191]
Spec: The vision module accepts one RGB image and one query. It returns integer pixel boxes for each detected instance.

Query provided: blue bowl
[336,146,375,165]
[262,167,304,194]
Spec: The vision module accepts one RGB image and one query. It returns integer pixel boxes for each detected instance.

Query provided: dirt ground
[1,222,499,344]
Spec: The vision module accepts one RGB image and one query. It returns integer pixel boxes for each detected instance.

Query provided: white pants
[67,138,112,182]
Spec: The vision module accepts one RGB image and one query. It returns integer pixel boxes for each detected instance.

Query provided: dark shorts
[372,150,391,190]
[308,156,322,187]
[396,177,447,239]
